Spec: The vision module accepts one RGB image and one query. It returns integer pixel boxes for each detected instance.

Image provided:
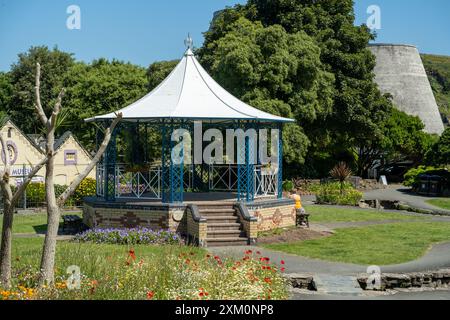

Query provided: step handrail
[234,202,257,222]
[186,204,207,222]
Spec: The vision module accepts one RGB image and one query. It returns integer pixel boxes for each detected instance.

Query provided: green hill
[421,54,450,124]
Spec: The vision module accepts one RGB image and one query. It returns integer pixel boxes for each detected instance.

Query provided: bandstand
[83,37,297,246]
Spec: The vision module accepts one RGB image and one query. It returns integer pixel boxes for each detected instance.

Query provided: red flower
[264,277,272,284]
[89,280,98,288]
[281,267,286,272]
[280,260,285,265]
[147,291,155,300]
[245,250,253,255]
[128,249,136,260]
[199,288,209,298]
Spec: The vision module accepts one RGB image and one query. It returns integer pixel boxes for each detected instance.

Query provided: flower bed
[74,228,183,245]
[2,247,289,300]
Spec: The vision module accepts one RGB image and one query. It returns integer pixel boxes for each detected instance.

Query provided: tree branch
[49,89,65,130]
[0,135,11,184]
[11,156,48,206]
[57,114,123,206]
[34,63,48,126]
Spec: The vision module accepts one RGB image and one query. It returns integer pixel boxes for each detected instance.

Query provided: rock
[284,273,317,291]
[358,201,370,209]
[409,273,424,287]
[357,270,450,291]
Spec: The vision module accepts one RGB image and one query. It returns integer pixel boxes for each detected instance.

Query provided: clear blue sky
[0,0,449,72]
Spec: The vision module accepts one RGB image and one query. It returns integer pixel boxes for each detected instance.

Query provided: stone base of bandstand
[82,194,296,246]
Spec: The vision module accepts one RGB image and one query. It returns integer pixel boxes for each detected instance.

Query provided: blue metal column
[277,123,283,199]
[237,122,245,201]
[246,134,255,202]
[161,122,184,203]
[104,122,118,201]
[237,122,255,202]
[96,125,102,198]
[161,124,168,203]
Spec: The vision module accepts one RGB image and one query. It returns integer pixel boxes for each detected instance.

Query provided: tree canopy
[147,60,179,91]
[8,46,75,134]
[62,59,148,149]
[0,1,440,179]
[197,0,408,176]
[427,128,450,166]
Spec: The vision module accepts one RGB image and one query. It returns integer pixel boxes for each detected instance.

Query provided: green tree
[147,60,178,91]
[9,46,75,134]
[357,107,435,175]
[199,0,397,177]
[0,72,13,115]
[427,128,450,165]
[199,16,334,166]
[62,59,148,150]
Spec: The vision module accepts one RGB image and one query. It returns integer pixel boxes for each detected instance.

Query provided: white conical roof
[86,48,294,123]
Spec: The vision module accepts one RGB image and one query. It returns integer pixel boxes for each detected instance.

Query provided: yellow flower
[55,282,67,289]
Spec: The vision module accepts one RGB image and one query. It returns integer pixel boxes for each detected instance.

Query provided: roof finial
[184,33,193,50]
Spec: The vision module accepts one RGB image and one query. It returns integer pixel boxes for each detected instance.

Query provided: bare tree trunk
[0,133,47,288]
[31,63,123,285]
[0,190,13,288]
[38,128,59,285]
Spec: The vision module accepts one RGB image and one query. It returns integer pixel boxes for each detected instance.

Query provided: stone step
[207,223,242,231]
[207,230,245,238]
[314,275,363,295]
[206,237,249,247]
[199,208,236,215]
[197,204,235,210]
[205,215,240,223]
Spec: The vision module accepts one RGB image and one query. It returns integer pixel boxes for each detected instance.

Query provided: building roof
[0,117,45,155]
[0,117,92,159]
[86,46,294,124]
[27,131,93,159]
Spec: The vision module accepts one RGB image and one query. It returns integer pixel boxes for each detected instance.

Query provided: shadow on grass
[33,223,68,235]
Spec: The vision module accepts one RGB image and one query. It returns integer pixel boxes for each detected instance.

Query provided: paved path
[302,185,450,214]
[292,289,450,300]
[13,233,75,241]
[363,185,450,214]
[209,209,450,299]
[211,242,450,299]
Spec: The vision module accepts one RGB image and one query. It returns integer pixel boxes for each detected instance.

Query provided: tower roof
[86,44,293,124]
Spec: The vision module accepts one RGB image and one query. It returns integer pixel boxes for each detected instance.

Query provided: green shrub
[282,180,294,192]
[25,183,46,205]
[21,179,96,207]
[315,182,363,206]
[403,166,450,189]
[72,178,96,203]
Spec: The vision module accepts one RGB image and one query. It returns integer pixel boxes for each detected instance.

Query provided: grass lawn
[426,198,450,210]
[262,222,450,265]
[8,237,288,300]
[305,205,425,223]
[11,237,205,273]
[0,211,81,234]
